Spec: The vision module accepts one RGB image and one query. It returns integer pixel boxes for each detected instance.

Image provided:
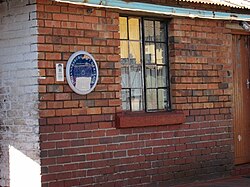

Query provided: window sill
[116,110,185,128]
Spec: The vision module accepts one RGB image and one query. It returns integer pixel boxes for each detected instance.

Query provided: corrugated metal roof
[178,0,250,9]
[56,0,250,20]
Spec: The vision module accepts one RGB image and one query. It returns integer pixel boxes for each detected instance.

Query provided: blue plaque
[66,51,99,95]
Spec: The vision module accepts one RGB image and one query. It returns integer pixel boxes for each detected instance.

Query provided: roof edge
[55,0,250,21]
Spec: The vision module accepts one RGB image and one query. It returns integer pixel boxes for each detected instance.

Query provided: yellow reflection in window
[130,41,141,64]
[129,18,140,40]
[121,41,129,61]
[156,44,164,64]
[145,43,155,64]
[119,17,128,39]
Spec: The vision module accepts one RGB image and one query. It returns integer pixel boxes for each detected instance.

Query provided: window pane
[121,66,129,88]
[122,89,130,110]
[131,89,144,111]
[144,20,154,41]
[146,89,157,110]
[157,66,167,87]
[155,21,165,42]
[119,17,128,39]
[158,89,167,110]
[146,66,157,88]
[120,41,129,64]
[130,66,143,88]
[129,18,140,40]
[145,43,155,64]
[129,41,141,64]
[119,16,170,112]
[156,43,166,65]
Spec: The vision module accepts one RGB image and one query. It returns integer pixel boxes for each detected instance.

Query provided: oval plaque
[66,51,99,95]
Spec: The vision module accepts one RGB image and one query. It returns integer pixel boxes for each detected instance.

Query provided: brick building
[1,0,250,186]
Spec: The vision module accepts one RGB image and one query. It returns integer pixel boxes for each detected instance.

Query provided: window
[119,16,171,112]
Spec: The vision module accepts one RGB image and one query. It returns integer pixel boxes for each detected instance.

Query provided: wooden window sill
[116,110,185,128]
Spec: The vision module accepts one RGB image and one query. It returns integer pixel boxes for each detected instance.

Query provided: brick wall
[37,0,234,186]
[0,0,41,186]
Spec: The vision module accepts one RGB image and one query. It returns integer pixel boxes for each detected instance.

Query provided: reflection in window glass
[131,89,144,111]
[145,43,155,64]
[156,43,166,64]
[146,89,157,110]
[130,66,143,88]
[119,16,170,112]
[158,89,167,110]
[146,66,156,88]
[129,18,140,40]
[144,20,154,41]
[122,89,130,110]
[129,41,141,64]
[120,41,129,64]
[157,66,167,87]
[121,66,129,88]
[119,17,128,39]
[155,21,165,42]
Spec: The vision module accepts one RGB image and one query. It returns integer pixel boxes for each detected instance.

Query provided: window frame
[119,15,172,112]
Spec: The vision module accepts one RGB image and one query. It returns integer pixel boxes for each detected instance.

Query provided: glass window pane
[146,66,157,88]
[156,43,166,65]
[145,43,155,64]
[155,21,166,42]
[129,18,140,40]
[119,17,128,39]
[158,89,167,110]
[144,20,154,41]
[121,66,129,88]
[119,16,170,112]
[122,89,130,111]
[121,41,129,64]
[146,89,157,110]
[157,66,167,87]
[130,66,143,88]
[129,41,141,65]
[131,89,144,111]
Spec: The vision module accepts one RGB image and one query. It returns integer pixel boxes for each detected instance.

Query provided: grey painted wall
[0,0,40,186]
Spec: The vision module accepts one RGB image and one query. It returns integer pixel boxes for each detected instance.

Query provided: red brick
[69,29,84,37]
[53,13,68,21]
[77,38,92,45]
[45,52,61,60]
[62,37,76,44]
[55,109,72,116]
[87,108,101,115]
[53,28,69,36]
[55,93,71,100]
[68,14,83,22]
[38,27,52,35]
[47,101,63,109]
[40,110,55,117]
[39,102,47,109]
[72,108,87,115]
[37,2,235,186]
[77,116,91,123]
[76,22,92,30]
[47,117,62,125]
[44,5,60,12]
[38,44,54,52]
[63,116,77,124]
[53,45,70,52]
[84,16,98,23]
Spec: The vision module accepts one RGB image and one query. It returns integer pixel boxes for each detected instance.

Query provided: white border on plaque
[66,51,99,95]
